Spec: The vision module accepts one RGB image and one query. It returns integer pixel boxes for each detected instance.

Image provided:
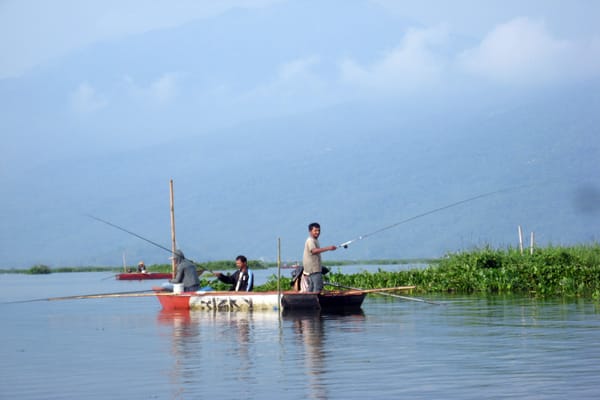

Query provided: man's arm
[311,245,337,255]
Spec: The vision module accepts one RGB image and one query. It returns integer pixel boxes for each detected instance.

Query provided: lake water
[1,268,600,399]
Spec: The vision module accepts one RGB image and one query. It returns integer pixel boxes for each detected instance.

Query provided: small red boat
[116,272,172,280]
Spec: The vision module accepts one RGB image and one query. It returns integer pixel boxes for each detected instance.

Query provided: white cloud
[69,73,179,116]
[121,73,181,106]
[69,82,108,114]
[232,56,334,114]
[278,56,320,81]
[340,26,448,94]
[148,73,179,105]
[458,17,600,85]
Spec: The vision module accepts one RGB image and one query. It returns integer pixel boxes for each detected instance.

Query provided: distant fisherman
[137,261,147,273]
[302,222,336,292]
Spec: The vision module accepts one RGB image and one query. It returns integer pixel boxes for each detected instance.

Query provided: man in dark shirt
[214,255,254,291]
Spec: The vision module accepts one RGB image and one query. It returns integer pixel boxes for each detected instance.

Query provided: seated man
[137,261,147,273]
[169,249,200,292]
[213,255,254,291]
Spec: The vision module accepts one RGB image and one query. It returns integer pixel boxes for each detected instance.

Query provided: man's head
[308,222,321,239]
[170,249,185,263]
[235,255,248,270]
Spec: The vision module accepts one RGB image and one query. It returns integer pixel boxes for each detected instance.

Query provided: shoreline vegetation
[4,245,600,299]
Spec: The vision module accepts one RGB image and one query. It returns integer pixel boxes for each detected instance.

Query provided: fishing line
[87,214,173,254]
[86,214,206,270]
[338,184,531,249]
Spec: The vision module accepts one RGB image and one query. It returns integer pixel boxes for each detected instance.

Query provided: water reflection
[289,311,327,399]
[283,310,366,400]
[157,309,282,398]
[157,309,198,398]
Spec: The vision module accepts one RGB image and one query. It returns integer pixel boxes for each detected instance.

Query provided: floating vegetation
[313,245,600,299]
[27,265,51,274]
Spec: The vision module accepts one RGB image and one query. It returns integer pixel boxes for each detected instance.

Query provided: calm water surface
[1,269,600,399]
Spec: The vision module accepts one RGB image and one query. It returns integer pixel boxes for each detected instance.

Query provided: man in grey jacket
[170,249,201,292]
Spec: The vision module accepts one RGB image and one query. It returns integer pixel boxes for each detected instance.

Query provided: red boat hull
[116,272,172,280]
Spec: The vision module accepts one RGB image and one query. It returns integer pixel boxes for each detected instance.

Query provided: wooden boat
[152,286,415,312]
[153,288,365,312]
[116,272,172,280]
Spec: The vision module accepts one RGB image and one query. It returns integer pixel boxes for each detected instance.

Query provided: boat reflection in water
[284,310,365,400]
[157,308,365,399]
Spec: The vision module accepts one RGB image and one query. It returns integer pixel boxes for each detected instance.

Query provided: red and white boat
[152,288,365,312]
[152,286,415,312]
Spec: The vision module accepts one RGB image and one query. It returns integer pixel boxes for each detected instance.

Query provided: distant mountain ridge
[2,83,599,268]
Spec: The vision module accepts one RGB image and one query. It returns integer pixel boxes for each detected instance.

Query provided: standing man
[214,255,254,291]
[302,222,336,292]
[170,249,201,292]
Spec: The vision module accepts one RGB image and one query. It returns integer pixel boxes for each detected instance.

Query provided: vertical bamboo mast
[170,179,177,278]
[277,237,282,311]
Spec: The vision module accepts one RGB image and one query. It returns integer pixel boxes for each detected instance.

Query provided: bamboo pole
[48,292,172,301]
[518,225,524,255]
[530,231,535,255]
[359,290,441,305]
[170,179,177,278]
[3,290,166,304]
[325,282,440,305]
[342,286,416,294]
[277,237,281,312]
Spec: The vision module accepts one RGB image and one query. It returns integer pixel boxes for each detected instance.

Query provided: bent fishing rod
[337,184,530,249]
[86,214,207,271]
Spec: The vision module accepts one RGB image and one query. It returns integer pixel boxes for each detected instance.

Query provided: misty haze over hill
[3,83,599,268]
[1,1,599,268]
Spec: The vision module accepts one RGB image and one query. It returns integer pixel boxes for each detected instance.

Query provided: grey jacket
[171,259,200,291]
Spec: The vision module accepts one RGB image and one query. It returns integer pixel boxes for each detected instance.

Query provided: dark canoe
[152,288,366,313]
[116,272,172,280]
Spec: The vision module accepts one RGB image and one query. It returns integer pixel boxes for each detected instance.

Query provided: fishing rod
[86,214,207,272]
[326,282,443,305]
[337,184,530,249]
